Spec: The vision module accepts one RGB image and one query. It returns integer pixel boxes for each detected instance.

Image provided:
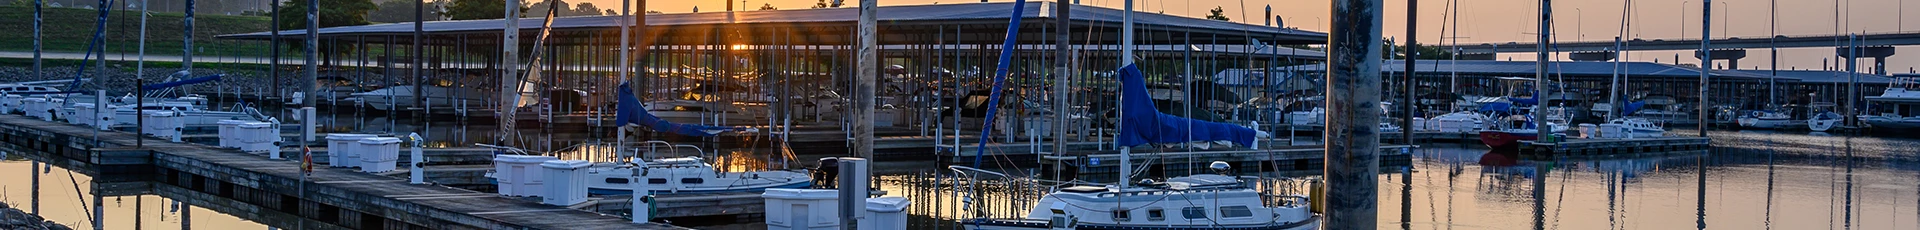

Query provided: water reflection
[0,156,268,230]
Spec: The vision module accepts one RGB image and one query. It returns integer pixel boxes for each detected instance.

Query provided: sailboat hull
[1478,130,1538,149]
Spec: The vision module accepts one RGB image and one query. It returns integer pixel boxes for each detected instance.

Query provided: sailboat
[1807,102,1843,132]
[966,64,1313,230]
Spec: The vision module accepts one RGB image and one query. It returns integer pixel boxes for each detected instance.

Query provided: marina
[4,0,1920,229]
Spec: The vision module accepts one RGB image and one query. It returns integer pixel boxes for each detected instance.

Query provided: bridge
[1435,32,1920,74]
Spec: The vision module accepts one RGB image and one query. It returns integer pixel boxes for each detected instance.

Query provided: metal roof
[217,2,1324,45]
[1270,60,1783,80]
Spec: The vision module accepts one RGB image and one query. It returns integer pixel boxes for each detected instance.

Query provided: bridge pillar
[1836,46,1896,75]
[1692,49,1748,70]
[1569,51,1617,61]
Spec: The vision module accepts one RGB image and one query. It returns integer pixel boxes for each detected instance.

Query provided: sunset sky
[570,0,1918,73]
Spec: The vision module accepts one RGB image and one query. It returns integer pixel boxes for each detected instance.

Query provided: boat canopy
[1115,64,1257,147]
[614,82,745,137]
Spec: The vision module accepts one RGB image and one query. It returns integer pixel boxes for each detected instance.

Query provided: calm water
[4,129,1918,229]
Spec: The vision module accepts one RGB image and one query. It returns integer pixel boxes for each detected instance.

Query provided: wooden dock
[0,115,687,230]
[1516,136,1712,159]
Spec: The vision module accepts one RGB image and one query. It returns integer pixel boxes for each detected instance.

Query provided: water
[0,157,269,230]
[5,128,1918,229]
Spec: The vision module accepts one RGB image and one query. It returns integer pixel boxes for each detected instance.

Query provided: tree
[276,0,378,66]
[1205,6,1230,21]
[811,0,827,8]
[646,10,663,14]
[441,0,525,20]
[369,0,443,23]
[604,9,614,15]
[758,3,775,10]
[571,2,605,16]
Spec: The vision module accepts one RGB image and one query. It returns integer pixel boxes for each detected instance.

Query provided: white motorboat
[343,85,487,111]
[110,102,267,126]
[1861,81,1920,131]
[1428,111,1491,134]
[1285,107,1324,126]
[570,141,807,195]
[1630,95,1692,125]
[582,156,810,195]
[1597,117,1665,138]
[964,173,1317,230]
[642,100,765,125]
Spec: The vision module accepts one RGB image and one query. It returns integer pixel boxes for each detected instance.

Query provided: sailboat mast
[1534,0,1551,142]
[1119,0,1133,191]
[1608,37,1620,121]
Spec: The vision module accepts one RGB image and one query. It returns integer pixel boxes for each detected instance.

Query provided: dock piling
[1325,0,1385,228]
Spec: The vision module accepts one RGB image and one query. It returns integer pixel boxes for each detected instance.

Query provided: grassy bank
[0,6,277,57]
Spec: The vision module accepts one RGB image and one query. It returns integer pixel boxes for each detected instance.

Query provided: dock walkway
[0,115,685,230]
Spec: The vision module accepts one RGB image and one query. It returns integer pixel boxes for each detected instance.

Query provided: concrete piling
[1325,0,1385,228]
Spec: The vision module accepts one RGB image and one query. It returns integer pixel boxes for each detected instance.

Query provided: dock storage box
[357,137,403,173]
[492,155,558,197]
[217,120,249,148]
[860,197,912,230]
[21,98,49,120]
[65,103,93,125]
[540,160,592,206]
[1,95,22,113]
[237,122,278,154]
[140,111,182,140]
[762,188,841,230]
[324,134,377,168]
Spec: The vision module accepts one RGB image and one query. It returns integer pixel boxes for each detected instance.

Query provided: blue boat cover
[615,82,743,137]
[1509,97,1538,107]
[141,75,222,91]
[1115,64,1256,147]
[1621,101,1646,115]
[1478,102,1512,114]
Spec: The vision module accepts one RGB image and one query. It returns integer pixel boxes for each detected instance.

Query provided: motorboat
[1478,115,1567,149]
[641,100,766,125]
[343,85,487,111]
[1428,111,1491,134]
[1629,95,1692,125]
[582,156,810,195]
[110,102,269,126]
[1861,81,1920,132]
[1596,117,1664,138]
[964,172,1316,230]
[1285,107,1324,126]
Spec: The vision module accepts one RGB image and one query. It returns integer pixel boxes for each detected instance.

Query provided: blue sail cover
[1478,102,1513,114]
[1115,64,1257,147]
[1621,101,1647,115]
[615,82,742,137]
[141,75,222,91]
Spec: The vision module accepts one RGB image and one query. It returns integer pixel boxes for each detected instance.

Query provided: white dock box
[139,110,182,140]
[217,120,249,148]
[65,103,94,125]
[21,98,48,120]
[492,155,558,197]
[357,137,403,173]
[762,188,841,230]
[237,122,278,153]
[324,134,377,168]
[859,197,912,230]
[540,160,592,206]
[1,94,21,113]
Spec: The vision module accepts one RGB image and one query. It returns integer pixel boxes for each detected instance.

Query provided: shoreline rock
[0,202,75,230]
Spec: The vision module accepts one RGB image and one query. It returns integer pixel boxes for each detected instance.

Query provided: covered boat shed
[218,2,1328,146]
